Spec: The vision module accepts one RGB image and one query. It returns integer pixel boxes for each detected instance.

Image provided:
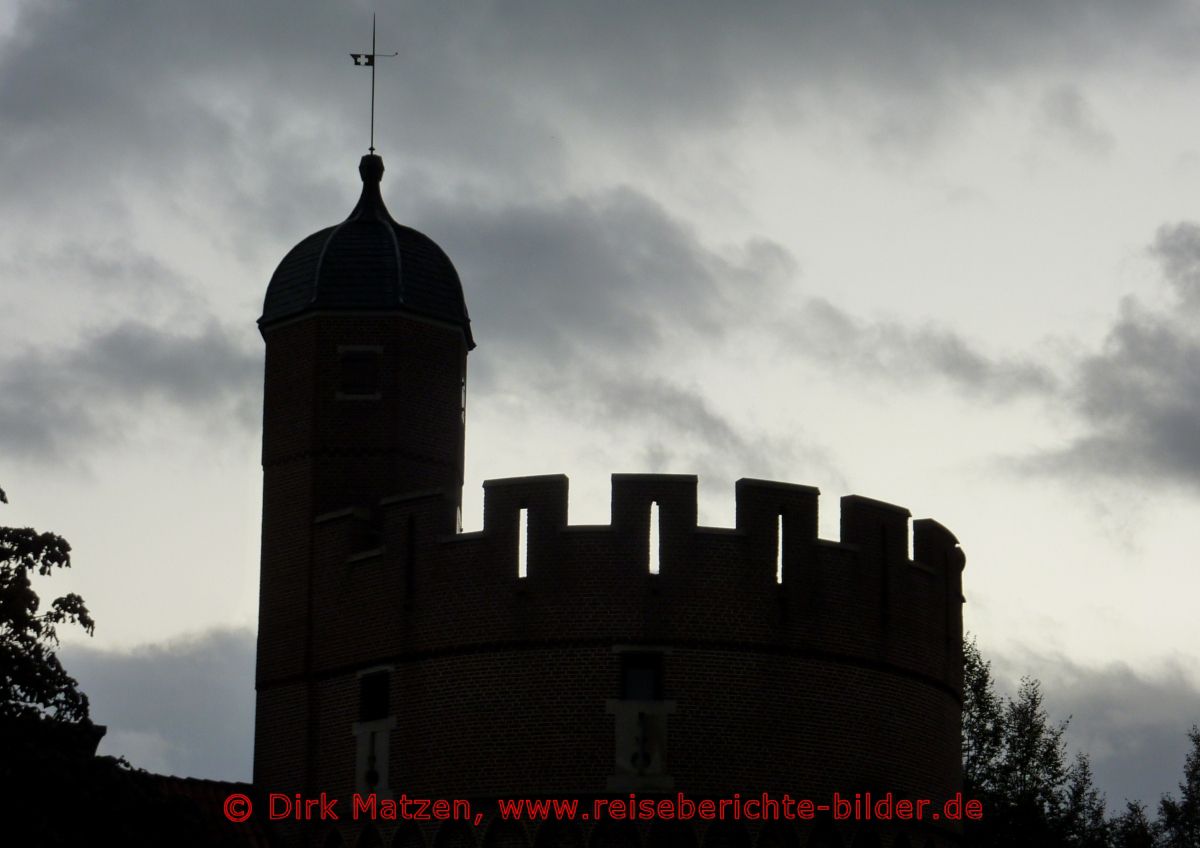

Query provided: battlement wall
[299,474,964,693]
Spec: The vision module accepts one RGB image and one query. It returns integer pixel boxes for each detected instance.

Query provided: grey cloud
[770,219,1200,490]
[990,648,1200,812]
[782,297,1058,401]
[407,186,834,484]
[1037,305,1200,484]
[4,0,1199,222]
[60,627,255,781]
[6,0,1198,487]
[1039,85,1114,155]
[0,239,201,314]
[467,1,1198,142]
[0,320,260,462]
[415,181,1046,463]
[587,371,789,480]
[1031,222,1200,486]
[0,0,565,220]
[527,366,846,491]
[1149,221,1200,309]
[25,242,178,286]
[417,187,795,383]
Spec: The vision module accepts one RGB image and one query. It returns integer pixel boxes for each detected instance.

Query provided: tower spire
[350,14,398,154]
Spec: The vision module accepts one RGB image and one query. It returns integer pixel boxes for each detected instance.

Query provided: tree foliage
[0,484,94,723]
[1159,726,1200,848]
[1062,752,1110,848]
[963,637,1200,848]
[962,635,1103,846]
[1113,801,1158,848]
[963,635,1005,796]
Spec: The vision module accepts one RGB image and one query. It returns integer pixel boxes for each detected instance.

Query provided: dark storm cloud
[411,187,834,481]
[3,0,1196,483]
[0,0,566,220]
[422,176,1057,407]
[781,297,1058,401]
[352,171,818,480]
[0,320,259,461]
[60,628,255,781]
[3,0,1198,221]
[990,649,1200,811]
[1032,223,1200,487]
[435,0,1199,149]
[419,187,795,375]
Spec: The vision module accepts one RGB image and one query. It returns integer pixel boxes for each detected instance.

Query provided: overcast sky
[3,0,1199,814]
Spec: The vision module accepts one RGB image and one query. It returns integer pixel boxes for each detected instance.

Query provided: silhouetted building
[254,154,966,848]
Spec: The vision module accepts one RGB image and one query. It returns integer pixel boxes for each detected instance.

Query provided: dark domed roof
[260,154,474,348]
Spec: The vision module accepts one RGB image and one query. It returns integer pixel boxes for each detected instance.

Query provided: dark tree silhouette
[962,635,1110,847]
[0,484,94,722]
[993,675,1071,844]
[1158,726,1200,848]
[1061,752,1110,848]
[962,636,1005,801]
[1111,801,1157,848]
[0,485,261,844]
[964,638,1200,847]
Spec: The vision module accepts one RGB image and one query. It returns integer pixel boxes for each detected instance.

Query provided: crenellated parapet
[301,474,964,694]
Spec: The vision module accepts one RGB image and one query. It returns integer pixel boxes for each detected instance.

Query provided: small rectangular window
[621,652,663,701]
[338,349,382,398]
[359,670,390,721]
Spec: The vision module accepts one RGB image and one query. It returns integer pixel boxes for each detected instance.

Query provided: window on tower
[620,652,664,701]
[353,667,395,795]
[607,647,675,791]
[337,346,383,399]
[359,670,390,721]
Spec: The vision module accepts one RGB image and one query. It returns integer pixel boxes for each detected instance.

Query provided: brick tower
[254,152,472,809]
[254,155,966,848]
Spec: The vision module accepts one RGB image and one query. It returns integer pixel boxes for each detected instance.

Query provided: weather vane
[350,14,399,154]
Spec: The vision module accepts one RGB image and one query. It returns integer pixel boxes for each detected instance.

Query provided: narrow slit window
[518,508,528,579]
[404,515,415,598]
[648,501,660,575]
[776,513,784,584]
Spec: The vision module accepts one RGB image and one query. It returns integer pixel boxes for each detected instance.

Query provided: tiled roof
[260,154,474,349]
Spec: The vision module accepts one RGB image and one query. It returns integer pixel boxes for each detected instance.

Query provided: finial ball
[359,154,385,184]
